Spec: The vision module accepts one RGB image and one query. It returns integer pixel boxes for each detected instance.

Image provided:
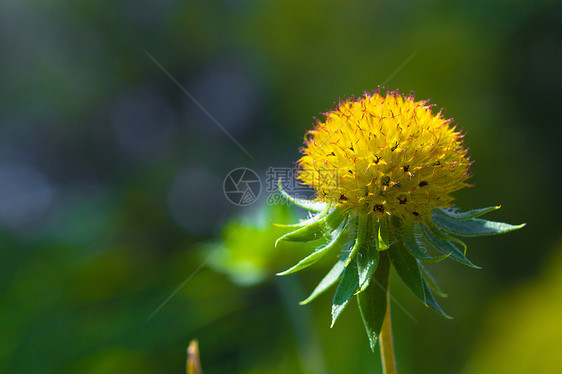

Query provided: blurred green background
[1,1,561,373]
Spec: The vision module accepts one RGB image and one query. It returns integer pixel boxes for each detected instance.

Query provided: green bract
[275,182,526,351]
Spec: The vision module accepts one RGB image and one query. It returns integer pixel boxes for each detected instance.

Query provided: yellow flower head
[298,90,471,220]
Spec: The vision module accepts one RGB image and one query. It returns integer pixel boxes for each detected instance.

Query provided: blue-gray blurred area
[0,1,561,373]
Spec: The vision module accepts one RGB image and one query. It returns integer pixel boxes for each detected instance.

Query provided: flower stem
[379,291,398,374]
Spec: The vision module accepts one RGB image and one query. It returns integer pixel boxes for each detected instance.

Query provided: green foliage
[401,219,450,262]
[357,252,391,352]
[300,257,347,305]
[277,218,349,276]
[208,203,315,286]
[276,199,525,349]
[388,241,425,304]
[3,1,550,371]
[432,211,526,237]
[331,260,360,327]
[356,219,380,293]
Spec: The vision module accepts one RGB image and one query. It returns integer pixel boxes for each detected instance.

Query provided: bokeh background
[1,1,561,373]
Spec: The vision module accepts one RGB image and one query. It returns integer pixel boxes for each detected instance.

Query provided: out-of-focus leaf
[208,203,314,286]
[187,339,202,374]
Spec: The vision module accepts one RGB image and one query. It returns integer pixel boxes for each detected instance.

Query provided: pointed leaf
[356,216,380,293]
[422,277,452,319]
[344,215,367,266]
[272,212,325,228]
[433,212,526,237]
[436,205,501,220]
[278,179,327,212]
[331,261,359,327]
[420,223,481,269]
[419,264,447,298]
[377,217,390,251]
[324,208,347,231]
[388,241,426,303]
[275,218,326,245]
[402,220,450,262]
[277,218,348,275]
[275,208,344,245]
[425,217,468,253]
[300,257,347,305]
[357,252,390,351]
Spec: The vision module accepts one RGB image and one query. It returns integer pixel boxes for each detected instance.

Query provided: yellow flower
[298,90,472,220]
[275,88,525,358]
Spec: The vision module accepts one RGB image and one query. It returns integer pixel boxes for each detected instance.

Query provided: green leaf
[388,241,426,303]
[420,223,481,269]
[422,277,452,319]
[433,211,526,237]
[377,217,390,251]
[277,218,349,276]
[275,218,326,245]
[275,208,344,246]
[300,257,346,305]
[331,260,359,327]
[344,215,367,266]
[402,220,450,263]
[278,179,327,212]
[419,264,447,298]
[272,212,325,229]
[356,216,380,293]
[436,205,501,220]
[425,217,468,254]
[357,252,390,351]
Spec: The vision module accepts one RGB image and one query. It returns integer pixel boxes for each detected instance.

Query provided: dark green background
[1,1,561,373]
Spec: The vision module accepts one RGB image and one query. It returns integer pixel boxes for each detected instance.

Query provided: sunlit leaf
[300,257,347,305]
[433,212,526,237]
[278,179,327,212]
[344,215,367,266]
[356,216,380,293]
[277,218,349,275]
[436,205,501,220]
[377,217,390,251]
[275,208,344,245]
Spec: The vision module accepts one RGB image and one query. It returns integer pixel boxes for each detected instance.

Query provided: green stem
[379,291,398,374]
